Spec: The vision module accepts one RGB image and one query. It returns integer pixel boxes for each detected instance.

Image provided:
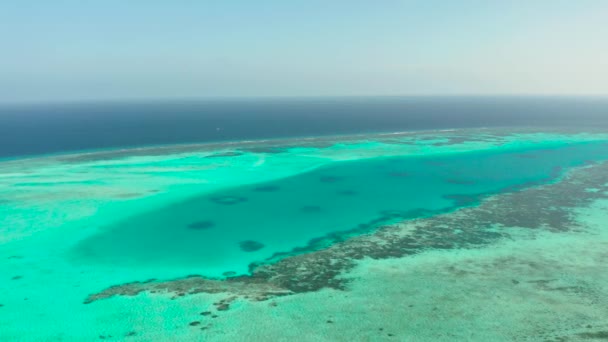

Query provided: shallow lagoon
[73,140,608,277]
[2,128,608,341]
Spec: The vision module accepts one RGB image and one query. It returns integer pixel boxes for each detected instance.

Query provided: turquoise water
[3,129,608,340]
[71,140,608,278]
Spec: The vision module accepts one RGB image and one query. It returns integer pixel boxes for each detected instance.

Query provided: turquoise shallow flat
[2,128,608,340]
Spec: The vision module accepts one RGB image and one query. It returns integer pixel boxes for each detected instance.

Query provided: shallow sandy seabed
[1,128,608,341]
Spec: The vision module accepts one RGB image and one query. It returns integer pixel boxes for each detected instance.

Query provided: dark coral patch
[115,193,142,199]
[205,151,243,158]
[443,194,479,206]
[378,210,410,219]
[319,176,343,183]
[239,240,265,252]
[187,221,215,230]
[222,271,237,277]
[379,208,433,220]
[577,331,608,339]
[213,296,237,311]
[210,196,248,205]
[446,178,476,185]
[253,185,280,192]
[216,303,230,311]
[551,166,563,178]
[300,205,322,213]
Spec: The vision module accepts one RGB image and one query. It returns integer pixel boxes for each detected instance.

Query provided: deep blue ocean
[1,96,607,158]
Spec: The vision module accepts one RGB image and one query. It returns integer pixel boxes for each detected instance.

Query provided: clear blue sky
[1,1,607,102]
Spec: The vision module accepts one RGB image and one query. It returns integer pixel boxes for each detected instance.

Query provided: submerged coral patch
[446,178,476,185]
[300,205,322,213]
[205,151,243,158]
[187,221,215,230]
[239,240,265,252]
[378,210,410,219]
[379,209,434,220]
[577,331,608,339]
[115,193,143,199]
[319,176,343,183]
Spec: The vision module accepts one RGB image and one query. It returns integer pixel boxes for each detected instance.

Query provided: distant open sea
[1,96,608,159]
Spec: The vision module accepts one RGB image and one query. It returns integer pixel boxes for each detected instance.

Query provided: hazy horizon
[2,94,608,107]
[2,1,607,103]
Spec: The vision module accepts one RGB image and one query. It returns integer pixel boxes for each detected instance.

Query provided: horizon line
[2,93,608,106]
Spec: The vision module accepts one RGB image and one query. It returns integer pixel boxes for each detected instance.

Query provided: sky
[1,0,607,103]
